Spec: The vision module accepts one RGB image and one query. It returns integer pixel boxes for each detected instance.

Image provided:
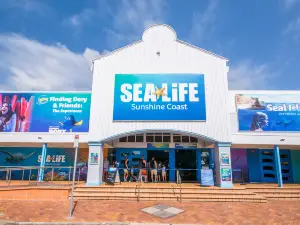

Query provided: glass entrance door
[175,150,197,182]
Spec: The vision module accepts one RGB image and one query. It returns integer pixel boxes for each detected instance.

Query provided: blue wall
[246,149,261,182]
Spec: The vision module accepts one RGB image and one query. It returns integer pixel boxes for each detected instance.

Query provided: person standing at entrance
[124,157,129,182]
[162,164,167,182]
[139,156,147,182]
[157,161,162,182]
[150,157,158,182]
[103,157,109,181]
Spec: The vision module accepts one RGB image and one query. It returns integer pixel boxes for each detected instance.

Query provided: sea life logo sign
[113,74,206,121]
[0,92,91,132]
[236,94,300,131]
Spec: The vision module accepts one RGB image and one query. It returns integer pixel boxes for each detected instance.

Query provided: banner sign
[201,169,214,186]
[0,92,91,132]
[175,143,197,149]
[236,93,300,131]
[147,143,169,149]
[113,74,206,121]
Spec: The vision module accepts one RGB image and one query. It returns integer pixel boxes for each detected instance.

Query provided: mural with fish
[0,147,89,181]
[0,92,91,132]
[236,94,300,131]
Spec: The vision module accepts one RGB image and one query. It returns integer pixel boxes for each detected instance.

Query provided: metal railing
[0,166,86,188]
[176,169,182,202]
[137,169,142,202]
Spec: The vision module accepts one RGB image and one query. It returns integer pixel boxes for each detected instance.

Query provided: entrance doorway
[175,150,197,181]
[147,150,169,182]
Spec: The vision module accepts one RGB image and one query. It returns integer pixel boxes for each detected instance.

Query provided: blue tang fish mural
[59,115,83,132]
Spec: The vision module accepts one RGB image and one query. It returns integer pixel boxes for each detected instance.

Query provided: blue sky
[0,0,299,91]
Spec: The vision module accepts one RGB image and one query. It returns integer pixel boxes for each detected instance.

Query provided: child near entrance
[162,164,167,182]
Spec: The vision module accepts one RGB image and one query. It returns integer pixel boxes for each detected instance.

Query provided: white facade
[89,24,230,143]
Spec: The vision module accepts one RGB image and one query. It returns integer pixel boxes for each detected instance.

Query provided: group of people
[138,156,167,183]
[102,156,167,182]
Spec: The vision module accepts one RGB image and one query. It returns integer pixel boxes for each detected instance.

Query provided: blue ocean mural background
[0,147,88,181]
[236,94,300,131]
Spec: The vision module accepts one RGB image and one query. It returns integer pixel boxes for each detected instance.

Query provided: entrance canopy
[97,129,219,148]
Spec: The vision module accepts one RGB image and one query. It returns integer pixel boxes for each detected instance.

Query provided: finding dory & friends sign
[236,93,300,131]
[113,74,206,121]
[0,92,91,132]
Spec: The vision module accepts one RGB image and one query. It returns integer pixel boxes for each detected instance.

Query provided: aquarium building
[0,24,300,187]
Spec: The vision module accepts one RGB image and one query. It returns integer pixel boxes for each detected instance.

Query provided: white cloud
[284,16,300,36]
[189,0,219,44]
[0,34,100,91]
[63,0,166,47]
[64,9,95,27]
[282,0,299,9]
[107,0,167,48]
[228,60,277,90]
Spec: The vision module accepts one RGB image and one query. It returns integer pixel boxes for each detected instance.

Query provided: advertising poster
[220,153,230,165]
[236,93,300,131]
[221,168,232,181]
[113,74,206,121]
[89,153,99,165]
[0,147,88,181]
[201,169,214,186]
[0,92,91,133]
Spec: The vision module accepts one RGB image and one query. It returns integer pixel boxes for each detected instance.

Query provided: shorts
[162,171,166,176]
[124,169,129,173]
[141,169,147,176]
[104,168,108,172]
[151,169,157,175]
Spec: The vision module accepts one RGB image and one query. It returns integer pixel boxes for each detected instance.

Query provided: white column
[86,142,104,186]
[214,142,233,188]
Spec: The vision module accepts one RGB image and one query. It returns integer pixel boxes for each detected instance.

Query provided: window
[155,135,163,142]
[263,166,274,171]
[136,135,144,142]
[146,135,154,142]
[190,137,198,142]
[262,151,273,156]
[262,159,273,163]
[173,135,181,142]
[163,135,171,142]
[264,174,275,178]
[128,135,135,142]
[182,136,190,143]
[119,137,127,142]
[282,169,289,173]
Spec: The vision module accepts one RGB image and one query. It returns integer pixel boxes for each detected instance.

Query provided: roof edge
[176,39,228,61]
[92,40,143,62]
[92,24,228,62]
